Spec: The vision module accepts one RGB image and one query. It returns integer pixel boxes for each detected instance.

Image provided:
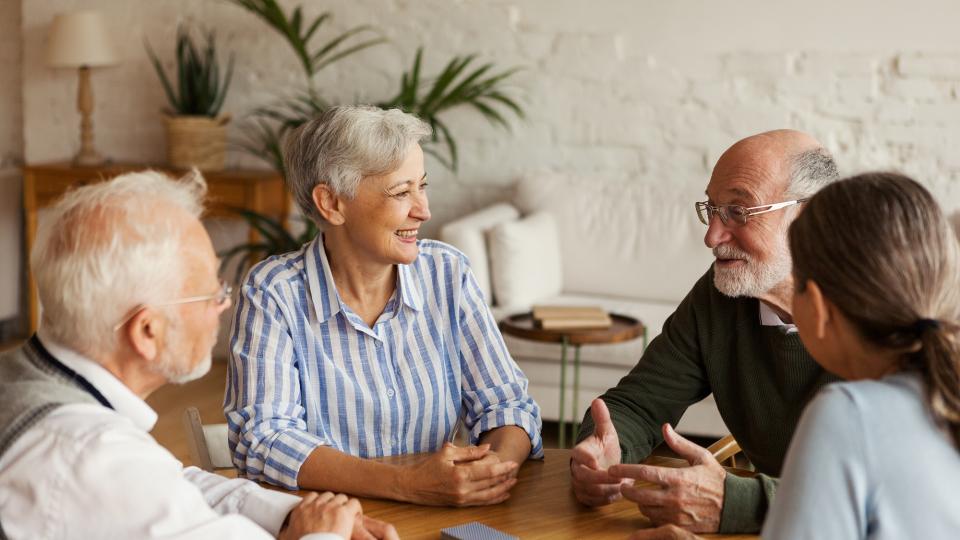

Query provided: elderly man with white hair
[0,171,396,540]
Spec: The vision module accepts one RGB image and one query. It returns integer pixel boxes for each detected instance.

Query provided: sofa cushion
[488,212,563,311]
[439,202,520,305]
[513,174,713,304]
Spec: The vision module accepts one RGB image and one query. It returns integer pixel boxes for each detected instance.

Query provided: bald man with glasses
[571,130,841,536]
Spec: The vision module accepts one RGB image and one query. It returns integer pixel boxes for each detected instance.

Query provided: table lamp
[46,11,119,166]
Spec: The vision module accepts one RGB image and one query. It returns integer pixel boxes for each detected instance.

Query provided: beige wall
[6,0,960,321]
[0,0,22,169]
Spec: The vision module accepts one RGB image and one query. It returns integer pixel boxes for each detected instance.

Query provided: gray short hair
[31,170,206,357]
[283,105,432,225]
[785,147,840,199]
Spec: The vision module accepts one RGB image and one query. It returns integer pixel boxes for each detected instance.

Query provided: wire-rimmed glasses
[695,199,807,226]
[112,279,233,332]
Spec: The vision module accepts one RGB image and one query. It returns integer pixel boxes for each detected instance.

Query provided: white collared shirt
[759,301,798,334]
[0,332,339,540]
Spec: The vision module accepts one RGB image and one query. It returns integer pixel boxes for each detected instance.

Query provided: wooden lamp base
[73,66,108,167]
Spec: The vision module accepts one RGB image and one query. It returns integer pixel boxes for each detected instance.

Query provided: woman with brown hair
[762,172,960,538]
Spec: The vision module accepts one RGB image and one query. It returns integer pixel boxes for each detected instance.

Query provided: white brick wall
[12,0,960,237]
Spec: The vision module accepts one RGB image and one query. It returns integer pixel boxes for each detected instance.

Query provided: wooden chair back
[181,406,234,472]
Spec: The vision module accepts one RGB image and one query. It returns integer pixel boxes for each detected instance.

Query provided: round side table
[499,312,646,448]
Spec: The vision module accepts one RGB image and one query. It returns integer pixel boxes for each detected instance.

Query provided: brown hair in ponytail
[789,172,960,448]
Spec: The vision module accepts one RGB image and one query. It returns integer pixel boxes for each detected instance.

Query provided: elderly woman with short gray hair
[224,105,543,506]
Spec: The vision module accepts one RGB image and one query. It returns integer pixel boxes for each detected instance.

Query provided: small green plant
[146,26,235,116]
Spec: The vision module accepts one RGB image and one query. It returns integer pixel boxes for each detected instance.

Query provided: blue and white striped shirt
[224,235,543,489]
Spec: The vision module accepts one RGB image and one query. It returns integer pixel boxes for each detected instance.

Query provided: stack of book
[532,305,612,330]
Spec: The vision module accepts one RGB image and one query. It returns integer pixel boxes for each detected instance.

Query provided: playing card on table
[440,521,519,540]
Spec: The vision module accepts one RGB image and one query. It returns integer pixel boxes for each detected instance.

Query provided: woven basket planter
[164,115,230,171]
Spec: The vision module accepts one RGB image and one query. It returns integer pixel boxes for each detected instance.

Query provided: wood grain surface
[346,449,757,540]
[499,312,646,346]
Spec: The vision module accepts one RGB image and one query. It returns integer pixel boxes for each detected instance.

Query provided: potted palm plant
[147,26,235,170]
[219,0,526,280]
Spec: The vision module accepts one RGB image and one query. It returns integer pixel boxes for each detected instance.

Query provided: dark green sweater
[577,268,837,533]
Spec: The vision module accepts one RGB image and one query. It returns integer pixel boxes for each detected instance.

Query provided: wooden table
[499,313,646,447]
[22,162,286,332]
[346,448,755,539]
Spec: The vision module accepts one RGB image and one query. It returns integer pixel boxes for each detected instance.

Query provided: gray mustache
[713,244,751,261]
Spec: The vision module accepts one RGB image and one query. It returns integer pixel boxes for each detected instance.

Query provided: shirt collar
[397,261,424,312]
[758,301,798,334]
[305,234,343,324]
[306,233,424,325]
[36,330,159,432]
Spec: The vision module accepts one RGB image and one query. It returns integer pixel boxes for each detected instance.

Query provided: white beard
[152,317,216,385]
[712,243,792,298]
[165,352,212,385]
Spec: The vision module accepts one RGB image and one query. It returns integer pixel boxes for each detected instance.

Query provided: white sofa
[441,174,728,437]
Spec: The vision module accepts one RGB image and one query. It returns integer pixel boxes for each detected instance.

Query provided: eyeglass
[112,279,233,332]
[695,199,808,226]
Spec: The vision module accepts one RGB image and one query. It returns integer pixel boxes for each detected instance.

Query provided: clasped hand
[400,442,519,506]
[279,491,399,540]
[570,399,725,535]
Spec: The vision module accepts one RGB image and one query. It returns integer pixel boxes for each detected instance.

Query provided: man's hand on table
[570,398,625,506]
[396,442,519,506]
[352,515,399,540]
[628,524,702,540]
[610,424,725,534]
[279,491,362,540]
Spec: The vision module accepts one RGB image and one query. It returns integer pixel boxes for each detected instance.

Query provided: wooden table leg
[572,344,582,444]
[558,336,568,449]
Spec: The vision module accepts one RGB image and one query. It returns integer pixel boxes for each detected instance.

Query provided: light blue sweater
[763,372,960,539]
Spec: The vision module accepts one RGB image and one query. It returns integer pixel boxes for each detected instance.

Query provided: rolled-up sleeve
[456,265,544,458]
[224,280,328,490]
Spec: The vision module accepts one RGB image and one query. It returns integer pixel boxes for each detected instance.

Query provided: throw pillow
[487,211,563,309]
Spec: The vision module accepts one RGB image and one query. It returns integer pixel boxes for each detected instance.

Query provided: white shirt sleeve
[181,466,300,535]
[761,385,871,540]
[0,405,341,540]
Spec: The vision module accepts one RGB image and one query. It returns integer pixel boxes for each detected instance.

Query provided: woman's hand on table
[279,491,362,540]
[396,442,519,506]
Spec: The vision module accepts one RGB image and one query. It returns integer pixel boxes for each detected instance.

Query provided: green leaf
[146,24,233,116]
[303,13,330,44]
[144,40,181,113]
[432,118,459,171]
[313,36,387,72]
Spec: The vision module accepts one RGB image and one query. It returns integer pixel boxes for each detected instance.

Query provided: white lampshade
[46,11,119,68]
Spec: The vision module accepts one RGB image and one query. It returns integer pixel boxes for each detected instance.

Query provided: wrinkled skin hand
[570,398,625,506]
[610,424,725,534]
[351,515,399,540]
[628,523,702,540]
[279,491,362,540]
[399,442,519,506]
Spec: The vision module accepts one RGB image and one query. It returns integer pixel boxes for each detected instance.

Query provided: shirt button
[386,388,395,398]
